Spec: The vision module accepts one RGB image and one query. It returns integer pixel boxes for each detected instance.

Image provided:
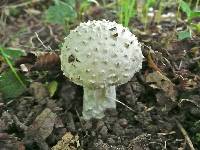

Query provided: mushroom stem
[82,86,116,120]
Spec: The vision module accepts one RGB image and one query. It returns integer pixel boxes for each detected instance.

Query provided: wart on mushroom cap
[61,20,143,120]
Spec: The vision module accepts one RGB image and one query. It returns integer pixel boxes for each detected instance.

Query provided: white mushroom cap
[61,20,143,89]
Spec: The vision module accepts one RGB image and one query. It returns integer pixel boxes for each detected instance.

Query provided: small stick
[175,119,195,150]
[75,107,84,127]
[143,44,162,73]
[193,56,200,61]
[107,96,135,113]
[12,115,28,131]
[35,32,52,51]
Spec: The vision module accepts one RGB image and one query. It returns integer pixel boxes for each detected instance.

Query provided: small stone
[83,121,93,130]
[99,126,108,137]
[118,118,128,128]
[96,120,104,130]
[105,109,118,117]
[29,82,49,100]
[107,138,115,144]
[113,122,125,136]
[91,131,96,136]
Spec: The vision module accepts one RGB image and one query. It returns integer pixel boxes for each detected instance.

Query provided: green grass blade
[0,47,26,88]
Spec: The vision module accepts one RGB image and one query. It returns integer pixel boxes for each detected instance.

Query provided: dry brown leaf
[29,82,49,100]
[31,52,60,71]
[51,132,80,150]
[15,51,60,71]
[30,108,57,140]
[147,51,162,72]
[146,71,177,100]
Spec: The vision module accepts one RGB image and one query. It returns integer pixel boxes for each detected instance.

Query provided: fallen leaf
[31,52,60,71]
[155,91,177,112]
[15,52,60,71]
[52,132,80,150]
[0,132,25,150]
[29,82,49,100]
[48,81,58,97]
[15,52,36,67]
[30,108,57,140]
[147,51,162,72]
[146,71,177,100]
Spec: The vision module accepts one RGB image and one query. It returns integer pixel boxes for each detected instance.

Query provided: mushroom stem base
[82,86,116,120]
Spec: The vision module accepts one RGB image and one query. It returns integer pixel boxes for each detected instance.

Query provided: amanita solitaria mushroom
[61,20,143,120]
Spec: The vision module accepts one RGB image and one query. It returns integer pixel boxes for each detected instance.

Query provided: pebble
[118,118,128,128]
[29,82,49,100]
[99,126,108,137]
[113,122,125,136]
[107,137,115,144]
[83,121,93,130]
[96,120,104,130]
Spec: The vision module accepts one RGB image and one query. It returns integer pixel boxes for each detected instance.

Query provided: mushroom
[60,20,143,120]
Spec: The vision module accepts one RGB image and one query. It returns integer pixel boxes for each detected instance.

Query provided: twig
[164,141,167,149]
[48,25,60,42]
[179,99,200,108]
[193,56,200,61]
[107,96,135,113]
[178,60,183,70]
[35,32,52,51]
[175,119,195,150]
[75,107,84,128]
[13,115,28,131]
